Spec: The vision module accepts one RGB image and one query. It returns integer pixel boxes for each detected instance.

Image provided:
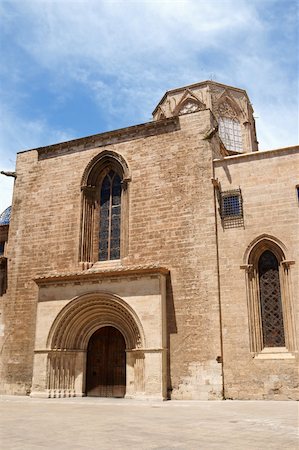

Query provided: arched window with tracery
[80,151,130,267]
[217,98,243,152]
[242,237,296,354]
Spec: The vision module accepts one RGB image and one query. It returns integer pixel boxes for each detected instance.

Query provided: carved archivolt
[81,150,130,188]
[47,292,145,351]
[45,292,145,397]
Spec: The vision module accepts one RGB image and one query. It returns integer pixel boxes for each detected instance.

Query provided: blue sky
[0,0,298,211]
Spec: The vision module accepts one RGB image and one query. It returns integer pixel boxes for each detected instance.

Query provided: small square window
[220,189,243,219]
[222,195,241,217]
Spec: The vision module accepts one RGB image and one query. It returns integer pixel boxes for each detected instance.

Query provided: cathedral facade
[0,81,298,400]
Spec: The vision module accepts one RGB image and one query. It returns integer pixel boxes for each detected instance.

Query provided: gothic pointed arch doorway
[86,326,126,397]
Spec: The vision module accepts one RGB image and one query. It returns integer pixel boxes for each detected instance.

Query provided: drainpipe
[211,160,225,400]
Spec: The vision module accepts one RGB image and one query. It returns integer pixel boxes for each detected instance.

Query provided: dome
[0,206,11,226]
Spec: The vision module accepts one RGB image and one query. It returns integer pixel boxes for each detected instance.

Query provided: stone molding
[33,117,180,160]
[34,264,169,286]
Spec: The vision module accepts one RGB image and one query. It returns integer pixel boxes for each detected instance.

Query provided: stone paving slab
[0,396,298,450]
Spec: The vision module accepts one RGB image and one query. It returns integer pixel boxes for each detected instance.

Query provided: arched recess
[241,236,296,353]
[80,150,131,266]
[46,292,145,397]
[47,292,145,350]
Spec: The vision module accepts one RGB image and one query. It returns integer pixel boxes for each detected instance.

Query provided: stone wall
[1,109,223,399]
[214,146,299,399]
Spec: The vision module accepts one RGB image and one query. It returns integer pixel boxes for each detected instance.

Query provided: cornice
[18,117,180,160]
[213,145,299,164]
[34,264,169,286]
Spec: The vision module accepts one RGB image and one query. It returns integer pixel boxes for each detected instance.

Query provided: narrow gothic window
[258,250,285,347]
[219,117,242,152]
[244,239,296,354]
[80,151,129,266]
[99,170,121,261]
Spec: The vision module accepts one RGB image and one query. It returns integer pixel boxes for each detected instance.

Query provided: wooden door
[86,326,126,397]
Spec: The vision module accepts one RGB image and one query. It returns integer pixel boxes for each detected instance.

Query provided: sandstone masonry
[0,81,298,400]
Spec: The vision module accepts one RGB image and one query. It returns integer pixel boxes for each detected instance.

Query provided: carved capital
[281,260,295,270]
[121,177,131,190]
[240,264,254,276]
[81,185,97,203]
[81,185,96,194]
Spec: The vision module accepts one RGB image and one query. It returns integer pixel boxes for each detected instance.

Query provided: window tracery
[242,238,296,354]
[218,117,242,152]
[217,99,243,152]
[218,101,238,120]
[80,151,129,266]
[99,170,121,261]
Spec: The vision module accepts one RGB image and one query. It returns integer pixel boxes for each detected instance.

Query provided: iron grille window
[258,250,285,347]
[220,189,243,219]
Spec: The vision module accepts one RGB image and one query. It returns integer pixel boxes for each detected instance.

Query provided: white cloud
[0,104,74,211]
[0,0,298,210]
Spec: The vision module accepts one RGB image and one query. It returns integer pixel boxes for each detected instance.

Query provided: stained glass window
[258,250,285,347]
[99,170,121,261]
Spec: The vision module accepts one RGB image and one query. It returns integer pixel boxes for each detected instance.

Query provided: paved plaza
[0,396,298,449]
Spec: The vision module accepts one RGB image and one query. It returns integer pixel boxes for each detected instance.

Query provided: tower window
[219,117,242,152]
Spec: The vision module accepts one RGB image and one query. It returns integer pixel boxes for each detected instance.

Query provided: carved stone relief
[179,100,202,115]
[218,101,238,120]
